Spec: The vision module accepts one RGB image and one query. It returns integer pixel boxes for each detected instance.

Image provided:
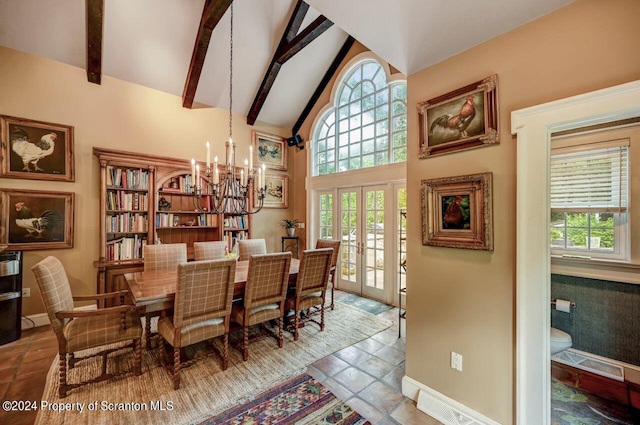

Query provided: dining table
[124,258,301,314]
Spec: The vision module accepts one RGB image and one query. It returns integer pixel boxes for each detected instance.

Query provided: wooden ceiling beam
[182,0,232,109]
[86,0,104,84]
[276,16,333,65]
[292,35,355,136]
[247,0,312,125]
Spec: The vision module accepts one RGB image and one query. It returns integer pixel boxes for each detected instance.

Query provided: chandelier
[190,2,265,215]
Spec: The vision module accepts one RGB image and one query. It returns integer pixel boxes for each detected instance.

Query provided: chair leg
[278,318,284,348]
[330,280,335,310]
[294,310,299,341]
[157,335,165,367]
[172,347,181,390]
[58,353,67,398]
[134,338,142,376]
[145,313,152,348]
[321,305,325,331]
[222,333,229,370]
[242,326,249,361]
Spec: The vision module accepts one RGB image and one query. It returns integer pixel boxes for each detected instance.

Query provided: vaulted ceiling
[0,0,573,132]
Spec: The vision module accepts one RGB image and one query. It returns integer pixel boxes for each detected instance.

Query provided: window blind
[550,141,629,213]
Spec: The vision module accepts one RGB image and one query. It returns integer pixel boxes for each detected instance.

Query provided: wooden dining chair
[193,241,228,261]
[284,248,333,341]
[230,252,292,361]
[31,256,142,397]
[237,238,267,261]
[315,239,341,309]
[156,259,236,390]
[143,243,187,346]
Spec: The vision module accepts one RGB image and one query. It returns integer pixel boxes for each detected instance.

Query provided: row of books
[224,230,248,249]
[105,235,147,261]
[107,191,148,211]
[223,215,247,230]
[106,166,149,190]
[155,213,217,228]
[106,213,148,233]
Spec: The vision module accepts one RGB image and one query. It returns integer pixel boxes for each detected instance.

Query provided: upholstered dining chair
[284,248,333,341]
[193,241,228,261]
[143,243,187,346]
[315,239,341,309]
[237,238,267,261]
[31,256,142,398]
[156,259,236,390]
[231,252,292,361]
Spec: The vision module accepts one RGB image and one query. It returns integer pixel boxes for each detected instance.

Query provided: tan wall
[0,46,291,316]
[405,0,640,423]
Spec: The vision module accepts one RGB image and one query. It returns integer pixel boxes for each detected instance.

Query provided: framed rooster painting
[421,172,493,251]
[0,189,74,250]
[0,115,74,181]
[252,130,287,172]
[418,74,499,158]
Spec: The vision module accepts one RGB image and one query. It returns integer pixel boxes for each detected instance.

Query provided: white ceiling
[0,0,573,130]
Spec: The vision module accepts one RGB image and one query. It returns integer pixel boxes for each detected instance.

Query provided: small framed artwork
[252,130,287,171]
[263,174,288,209]
[421,172,493,251]
[418,74,498,158]
[0,115,75,181]
[0,189,74,250]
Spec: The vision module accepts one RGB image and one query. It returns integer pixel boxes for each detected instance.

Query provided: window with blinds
[550,139,629,260]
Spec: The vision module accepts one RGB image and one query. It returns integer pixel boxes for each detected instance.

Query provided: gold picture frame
[252,130,287,172]
[1,189,75,250]
[1,115,75,181]
[421,172,493,251]
[418,74,498,158]
[263,173,288,209]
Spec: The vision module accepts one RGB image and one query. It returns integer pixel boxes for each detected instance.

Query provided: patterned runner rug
[200,374,369,425]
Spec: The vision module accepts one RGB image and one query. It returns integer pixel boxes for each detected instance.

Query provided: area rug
[551,378,635,425]
[200,373,369,425]
[337,293,393,315]
[35,302,391,425]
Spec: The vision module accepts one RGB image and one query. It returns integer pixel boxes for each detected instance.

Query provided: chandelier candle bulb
[206,141,210,169]
[191,158,196,187]
[240,169,245,185]
[249,146,253,171]
[257,167,262,192]
[195,164,200,188]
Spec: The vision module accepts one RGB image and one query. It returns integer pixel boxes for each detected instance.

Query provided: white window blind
[550,140,629,213]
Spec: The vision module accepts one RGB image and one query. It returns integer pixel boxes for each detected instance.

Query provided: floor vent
[551,349,624,382]
[417,389,491,425]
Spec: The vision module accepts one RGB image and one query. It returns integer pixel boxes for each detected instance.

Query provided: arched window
[312,59,406,176]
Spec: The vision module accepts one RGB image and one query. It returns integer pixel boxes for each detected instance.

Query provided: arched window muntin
[312,57,407,177]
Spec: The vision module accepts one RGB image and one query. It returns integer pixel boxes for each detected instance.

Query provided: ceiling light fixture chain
[189,0,265,216]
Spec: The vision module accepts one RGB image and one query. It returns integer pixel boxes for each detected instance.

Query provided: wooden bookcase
[93,148,244,298]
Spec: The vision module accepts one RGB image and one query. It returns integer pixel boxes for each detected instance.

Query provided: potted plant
[280,218,301,237]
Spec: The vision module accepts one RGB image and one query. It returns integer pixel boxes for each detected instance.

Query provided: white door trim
[511,79,640,425]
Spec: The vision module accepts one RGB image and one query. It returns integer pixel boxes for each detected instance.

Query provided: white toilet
[550,327,572,355]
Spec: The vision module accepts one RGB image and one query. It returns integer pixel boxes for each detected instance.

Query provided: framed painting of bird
[417,74,499,158]
[0,115,74,181]
[421,172,493,251]
[252,130,287,172]
[0,189,74,250]
[263,173,288,209]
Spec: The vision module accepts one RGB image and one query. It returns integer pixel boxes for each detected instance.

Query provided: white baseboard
[402,375,502,425]
[21,304,97,330]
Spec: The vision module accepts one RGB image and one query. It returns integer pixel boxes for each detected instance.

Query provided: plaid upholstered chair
[231,252,292,361]
[285,248,333,341]
[142,243,187,346]
[315,239,341,309]
[237,238,267,261]
[31,256,142,398]
[157,259,236,390]
[193,241,228,261]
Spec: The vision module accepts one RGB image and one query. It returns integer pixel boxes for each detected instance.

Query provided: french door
[337,185,391,303]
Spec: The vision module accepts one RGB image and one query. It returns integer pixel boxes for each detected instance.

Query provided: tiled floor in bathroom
[0,290,442,425]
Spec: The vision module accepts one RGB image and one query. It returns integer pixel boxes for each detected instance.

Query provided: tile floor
[0,291,441,425]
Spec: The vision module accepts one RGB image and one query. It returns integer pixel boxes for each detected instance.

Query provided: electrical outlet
[22,288,30,298]
[451,352,463,371]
